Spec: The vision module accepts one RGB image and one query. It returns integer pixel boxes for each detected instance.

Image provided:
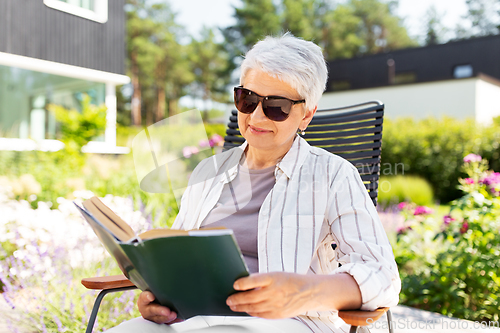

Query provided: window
[0,64,105,141]
[44,0,108,23]
[453,64,473,79]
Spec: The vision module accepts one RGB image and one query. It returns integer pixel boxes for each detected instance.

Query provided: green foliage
[319,4,364,59]
[349,0,418,54]
[227,0,281,53]
[126,0,194,123]
[83,154,179,228]
[203,123,226,139]
[379,175,434,207]
[0,151,83,208]
[123,0,418,126]
[395,156,500,321]
[188,28,233,121]
[116,125,143,147]
[382,117,500,203]
[223,0,416,61]
[50,95,107,151]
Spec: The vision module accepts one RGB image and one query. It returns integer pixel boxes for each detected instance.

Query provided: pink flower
[463,178,475,185]
[210,134,223,144]
[413,206,433,215]
[182,146,199,158]
[480,172,500,186]
[397,225,412,235]
[199,140,210,148]
[397,202,408,210]
[480,172,500,196]
[460,221,469,234]
[443,215,455,225]
[207,134,224,147]
[463,153,482,163]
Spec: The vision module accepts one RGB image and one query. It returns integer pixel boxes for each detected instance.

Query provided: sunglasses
[234,86,305,122]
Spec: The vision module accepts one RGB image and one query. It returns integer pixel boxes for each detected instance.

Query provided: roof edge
[0,52,130,85]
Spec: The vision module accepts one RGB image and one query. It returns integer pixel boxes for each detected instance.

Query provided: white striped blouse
[172,135,401,332]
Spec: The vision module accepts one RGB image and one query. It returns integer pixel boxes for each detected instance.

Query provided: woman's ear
[301,106,317,129]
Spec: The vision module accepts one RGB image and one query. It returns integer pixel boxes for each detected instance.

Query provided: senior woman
[107,33,400,333]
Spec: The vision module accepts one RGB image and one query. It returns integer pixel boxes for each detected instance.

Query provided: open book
[75,196,249,319]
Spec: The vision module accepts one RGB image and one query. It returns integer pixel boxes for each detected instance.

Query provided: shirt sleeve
[327,162,401,310]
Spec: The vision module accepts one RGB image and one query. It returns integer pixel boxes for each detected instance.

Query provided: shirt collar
[224,136,310,182]
[276,135,311,179]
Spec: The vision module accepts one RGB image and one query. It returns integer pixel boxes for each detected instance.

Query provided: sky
[169,0,470,41]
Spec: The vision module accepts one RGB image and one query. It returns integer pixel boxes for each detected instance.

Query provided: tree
[349,0,417,54]
[318,3,364,59]
[223,0,416,61]
[125,1,194,125]
[463,0,500,36]
[188,28,233,120]
[222,0,281,58]
[125,0,152,126]
[423,5,447,45]
[145,3,193,119]
[281,0,317,41]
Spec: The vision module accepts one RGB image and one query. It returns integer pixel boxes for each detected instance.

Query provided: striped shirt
[172,135,401,332]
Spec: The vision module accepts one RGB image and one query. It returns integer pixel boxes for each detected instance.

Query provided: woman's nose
[250,101,268,122]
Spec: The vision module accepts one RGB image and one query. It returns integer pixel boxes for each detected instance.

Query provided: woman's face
[238,69,316,155]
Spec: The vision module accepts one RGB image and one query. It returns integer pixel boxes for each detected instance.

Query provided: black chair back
[223,101,384,206]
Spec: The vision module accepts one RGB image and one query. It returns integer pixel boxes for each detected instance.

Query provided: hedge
[381,117,500,203]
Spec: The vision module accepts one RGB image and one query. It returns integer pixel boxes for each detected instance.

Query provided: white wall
[475,79,500,125]
[319,78,490,122]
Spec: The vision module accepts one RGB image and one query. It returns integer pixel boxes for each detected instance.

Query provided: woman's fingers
[227,286,269,306]
[233,273,273,291]
[137,291,178,324]
[227,272,317,319]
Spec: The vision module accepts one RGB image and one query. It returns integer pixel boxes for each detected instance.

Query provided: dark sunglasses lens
[263,99,291,121]
[235,89,258,114]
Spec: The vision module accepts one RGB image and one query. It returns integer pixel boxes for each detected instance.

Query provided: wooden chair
[81,101,393,333]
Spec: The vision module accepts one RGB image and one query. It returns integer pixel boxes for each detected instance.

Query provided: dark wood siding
[326,34,500,92]
[0,0,125,75]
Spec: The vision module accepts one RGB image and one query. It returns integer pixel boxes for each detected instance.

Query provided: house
[0,0,130,153]
[319,35,500,125]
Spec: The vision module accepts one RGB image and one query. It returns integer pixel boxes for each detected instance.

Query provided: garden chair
[81,101,393,333]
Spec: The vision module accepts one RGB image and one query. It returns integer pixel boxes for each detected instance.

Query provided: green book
[75,196,249,320]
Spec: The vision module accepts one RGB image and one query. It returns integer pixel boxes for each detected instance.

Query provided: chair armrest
[81,275,136,290]
[338,307,389,327]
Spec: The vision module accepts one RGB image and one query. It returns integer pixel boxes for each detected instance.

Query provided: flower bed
[0,188,150,332]
[393,154,500,321]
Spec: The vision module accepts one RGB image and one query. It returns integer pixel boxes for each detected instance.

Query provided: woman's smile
[248,125,272,134]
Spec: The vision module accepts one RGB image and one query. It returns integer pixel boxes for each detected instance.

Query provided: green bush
[395,155,500,321]
[204,122,226,138]
[382,117,500,203]
[378,175,434,207]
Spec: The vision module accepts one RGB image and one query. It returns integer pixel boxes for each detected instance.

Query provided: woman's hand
[226,272,362,319]
[137,291,182,324]
[226,272,320,319]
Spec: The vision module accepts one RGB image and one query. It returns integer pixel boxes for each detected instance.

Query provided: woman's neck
[244,140,293,170]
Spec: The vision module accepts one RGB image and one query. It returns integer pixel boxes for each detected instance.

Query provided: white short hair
[240,33,328,111]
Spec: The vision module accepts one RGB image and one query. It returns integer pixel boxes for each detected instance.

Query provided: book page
[137,227,229,241]
[83,197,135,242]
